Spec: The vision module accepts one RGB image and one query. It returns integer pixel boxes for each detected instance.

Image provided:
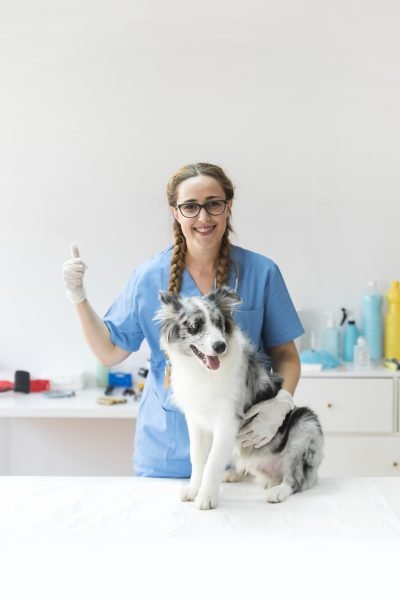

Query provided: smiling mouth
[193,226,216,235]
[190,345,220,370]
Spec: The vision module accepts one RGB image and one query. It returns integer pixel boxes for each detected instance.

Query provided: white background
[1,0,399,380]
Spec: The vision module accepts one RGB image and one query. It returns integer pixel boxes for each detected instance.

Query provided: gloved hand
[62,243,87,304]
[238,389,294,448]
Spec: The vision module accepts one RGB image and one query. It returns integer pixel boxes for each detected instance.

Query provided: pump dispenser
[321,312,339,358]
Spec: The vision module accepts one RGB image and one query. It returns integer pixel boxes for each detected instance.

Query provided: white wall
[1,0,400,379]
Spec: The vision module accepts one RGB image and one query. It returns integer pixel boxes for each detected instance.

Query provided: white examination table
[1,476,399,599]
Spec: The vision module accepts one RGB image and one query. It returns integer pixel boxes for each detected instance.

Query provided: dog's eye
[187,320,202,335]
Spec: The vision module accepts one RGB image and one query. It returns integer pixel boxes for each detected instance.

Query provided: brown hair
[166,163,234,294]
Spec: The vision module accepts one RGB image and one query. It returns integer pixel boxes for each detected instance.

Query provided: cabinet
[296,368,400,476]
[0,390,138,476]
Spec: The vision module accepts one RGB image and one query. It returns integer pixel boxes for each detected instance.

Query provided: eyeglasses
[176,199,228,218]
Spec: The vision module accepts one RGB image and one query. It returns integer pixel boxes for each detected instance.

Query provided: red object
[30,379,51,392]
[0,381,13,392]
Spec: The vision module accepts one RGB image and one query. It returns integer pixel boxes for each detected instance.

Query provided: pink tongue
[205,355,220,370]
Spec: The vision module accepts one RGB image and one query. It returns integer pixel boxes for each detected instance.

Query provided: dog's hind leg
[223,451,249,483]
[266,436,322,503]
[223,467,246,483]
[265,481,293,503]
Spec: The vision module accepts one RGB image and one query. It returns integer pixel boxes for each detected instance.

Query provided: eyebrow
[179,196,224,204]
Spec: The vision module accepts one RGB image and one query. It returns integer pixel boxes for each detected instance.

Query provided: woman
[63,163,304,477]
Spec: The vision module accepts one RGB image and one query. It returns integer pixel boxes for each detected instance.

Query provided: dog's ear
[207,286,242,313]
[158,291,183,312]
[154,292,183,345]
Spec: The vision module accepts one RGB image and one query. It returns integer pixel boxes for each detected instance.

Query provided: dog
[155,286,323,510]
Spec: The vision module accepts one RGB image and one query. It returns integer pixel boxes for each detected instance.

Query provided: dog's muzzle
[190,345,221,370]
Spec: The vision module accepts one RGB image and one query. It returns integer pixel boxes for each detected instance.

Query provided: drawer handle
[393,462,399,468]
[327,403,333,408]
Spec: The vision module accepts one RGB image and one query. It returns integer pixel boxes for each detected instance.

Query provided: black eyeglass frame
[176,199,228,218]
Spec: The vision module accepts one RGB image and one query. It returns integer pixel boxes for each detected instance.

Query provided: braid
[168,221,187,294]
[215,227,232,288]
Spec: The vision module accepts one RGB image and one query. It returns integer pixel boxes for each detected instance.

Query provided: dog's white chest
[170,364,241,428]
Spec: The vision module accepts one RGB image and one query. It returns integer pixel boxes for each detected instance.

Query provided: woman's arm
[75,300,131,367]
[238,340,301,448]
[63,244,131,367]
[268,340,301,396]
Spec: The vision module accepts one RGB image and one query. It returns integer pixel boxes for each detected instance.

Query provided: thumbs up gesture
[62,243,88,304]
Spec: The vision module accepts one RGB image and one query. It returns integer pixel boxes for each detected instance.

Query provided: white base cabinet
[316,436,400,477]
[296,370,399,477]
[0,390,137,476]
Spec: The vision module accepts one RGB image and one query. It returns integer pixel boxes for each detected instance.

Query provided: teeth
[195,227,214,232]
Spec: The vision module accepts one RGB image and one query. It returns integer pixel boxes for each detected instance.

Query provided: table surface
[1,476,399,599]
[1,475,400,542]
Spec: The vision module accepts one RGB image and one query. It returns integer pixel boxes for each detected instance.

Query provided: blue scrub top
[103,245,304,478]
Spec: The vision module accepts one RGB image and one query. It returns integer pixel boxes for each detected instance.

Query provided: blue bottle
[362,281,383,361]
[343,319,359,362]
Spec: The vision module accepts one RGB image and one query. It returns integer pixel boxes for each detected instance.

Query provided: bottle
[362,281,383,361]
[384,281,400,360]
[321,312,340,358]
[354,336,370,369]
[343,317,359,362]
[96,362,110,389]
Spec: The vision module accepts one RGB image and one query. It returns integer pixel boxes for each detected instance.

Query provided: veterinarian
[63,163,304,477]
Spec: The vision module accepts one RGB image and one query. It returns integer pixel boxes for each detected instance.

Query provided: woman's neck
[185,247,220,275]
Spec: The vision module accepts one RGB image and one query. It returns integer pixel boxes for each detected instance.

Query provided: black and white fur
[155,287,323,510]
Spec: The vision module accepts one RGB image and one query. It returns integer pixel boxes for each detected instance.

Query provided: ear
[171,205,181,224]
[206,286,242,313]
[159,291,182,311]
[154,292,183,345]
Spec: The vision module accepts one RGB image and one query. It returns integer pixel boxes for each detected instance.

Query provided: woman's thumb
[71,243,80,259]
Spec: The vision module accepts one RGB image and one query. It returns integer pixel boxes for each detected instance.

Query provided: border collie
[155,287,323,510]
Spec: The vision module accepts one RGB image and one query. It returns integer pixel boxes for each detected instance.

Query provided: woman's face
[173,175,231,255]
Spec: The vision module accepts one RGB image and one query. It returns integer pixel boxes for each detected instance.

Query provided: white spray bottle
[321,312,340,358]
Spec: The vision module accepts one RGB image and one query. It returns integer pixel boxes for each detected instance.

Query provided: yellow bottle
[384,281,400,360]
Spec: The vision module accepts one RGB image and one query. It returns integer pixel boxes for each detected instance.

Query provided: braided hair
[166,163,234,294]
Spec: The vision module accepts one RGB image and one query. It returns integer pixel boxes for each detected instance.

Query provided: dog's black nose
[213,341,226,354]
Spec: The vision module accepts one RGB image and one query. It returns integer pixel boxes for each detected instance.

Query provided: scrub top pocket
[149,367,176,412]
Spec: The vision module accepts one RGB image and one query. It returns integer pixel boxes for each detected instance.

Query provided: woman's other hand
[62,243,87,304]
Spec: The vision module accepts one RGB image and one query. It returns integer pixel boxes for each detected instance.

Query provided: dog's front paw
[194,490,218,510]
[180,483,199,502]
[266,482,292,503]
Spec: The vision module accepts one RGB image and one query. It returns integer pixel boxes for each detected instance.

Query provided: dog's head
[154,286,241,371]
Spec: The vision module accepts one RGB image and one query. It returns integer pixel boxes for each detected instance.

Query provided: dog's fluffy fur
[155,287,323,510]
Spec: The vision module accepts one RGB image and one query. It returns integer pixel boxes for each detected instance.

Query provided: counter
[0,388,139,418]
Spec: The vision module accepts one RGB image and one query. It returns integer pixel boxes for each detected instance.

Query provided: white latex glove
[238,389,294,448]
[62,243,87,304]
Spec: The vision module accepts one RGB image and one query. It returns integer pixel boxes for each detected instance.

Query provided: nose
[196,206,213,221]
[212,341,226,355]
